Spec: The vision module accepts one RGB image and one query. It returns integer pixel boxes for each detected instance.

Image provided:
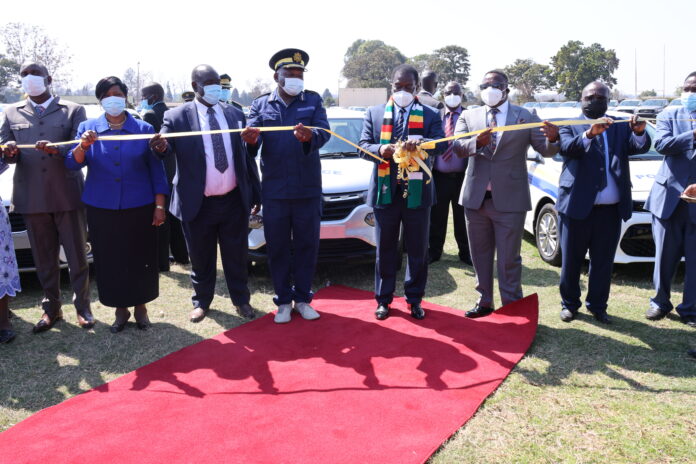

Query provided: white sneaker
[294,302,320,320]
[274,304,293,324]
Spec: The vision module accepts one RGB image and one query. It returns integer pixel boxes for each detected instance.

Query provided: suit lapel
[495,104,520,151]
[222,105,242,175]
[41,98,61,118]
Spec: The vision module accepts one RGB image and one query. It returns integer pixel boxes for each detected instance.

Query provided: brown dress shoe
[32,311,64,334]
[76,310,96,329]
[236,304,256,319]
[190,307,208,323]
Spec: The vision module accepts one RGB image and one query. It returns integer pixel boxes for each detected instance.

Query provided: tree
[249,78,272,99]
[342,40,406,89]
[240,91,250,106]
[675,86,683,97]
[166,82,173,101]
[322,88,332,100]
[430,45,470,86]
[0,22,73,86]
[231,88,240,102]
[122,68,137,103]
[503,59,552,102]
[639,89,657,98]
[0,54,20,88]
[550,40,619,100]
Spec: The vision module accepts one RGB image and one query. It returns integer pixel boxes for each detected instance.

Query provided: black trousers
[158,211,190,270]
[428,170,469,260]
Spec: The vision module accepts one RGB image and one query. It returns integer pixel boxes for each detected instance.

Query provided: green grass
[1,222,694,463]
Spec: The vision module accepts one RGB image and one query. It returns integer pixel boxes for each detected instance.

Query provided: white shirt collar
[28,96,54,109]
[194,98,221,115]
[486,100,509,114]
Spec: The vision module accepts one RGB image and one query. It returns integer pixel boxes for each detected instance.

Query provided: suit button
[114,146,119,150]
[114,162,120,166]
[115,178,121,182]
[39,121,44,125]
[39,133,44,136]
[600,168,604,171]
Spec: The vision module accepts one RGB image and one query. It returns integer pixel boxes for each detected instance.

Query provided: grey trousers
[465,198,525,308]
[23,209,91,315]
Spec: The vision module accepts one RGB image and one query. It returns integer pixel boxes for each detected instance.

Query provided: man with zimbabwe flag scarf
[359,64,446,321]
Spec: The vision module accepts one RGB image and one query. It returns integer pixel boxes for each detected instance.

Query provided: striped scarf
[376,97,424,207]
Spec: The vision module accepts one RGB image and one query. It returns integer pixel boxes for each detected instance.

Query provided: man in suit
[644,71,696,328]
[417,70,444,112]
[359,64,445,320]
[452,70,560,318]
[557,81,649,324]
[157,64,261,323]
[429,81,470,265]
[141,82,189,271]
[242,48,330,324]
[0,61,94,332]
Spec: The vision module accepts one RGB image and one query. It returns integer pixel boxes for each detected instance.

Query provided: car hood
[630,159,661,196]
[320,157,373,194]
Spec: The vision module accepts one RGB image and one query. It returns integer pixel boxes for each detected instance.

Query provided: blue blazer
[66,113,169,210]
[358,102,445,209]
[557,117,651,221]
[159,101,261,222]
[645,106,696,222]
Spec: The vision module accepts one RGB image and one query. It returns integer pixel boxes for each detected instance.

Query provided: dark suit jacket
[159,101,261,222]
[358,102,445,209]
[143,102,175,183]
[558,117,651,221]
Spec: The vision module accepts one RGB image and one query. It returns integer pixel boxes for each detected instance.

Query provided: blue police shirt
[65,112,169,210]
[247,89,330,200]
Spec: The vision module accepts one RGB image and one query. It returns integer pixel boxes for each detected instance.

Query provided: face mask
[681,91,696,112]
[582,99,608,119]
[444,94,462,108]
[480,87,504,107]
[21,74,47,97]
[392,90,415,108]
[101,96,127,117]
[282,78,304,96]
[201,84,222,105]
[139,99,153,112]
[219,89,231,102]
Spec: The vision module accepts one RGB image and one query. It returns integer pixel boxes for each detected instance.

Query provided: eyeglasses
[479,83,507,91]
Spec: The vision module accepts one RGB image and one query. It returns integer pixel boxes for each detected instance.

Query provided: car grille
[7,210,26,232]
[632,200,646,212]
[318,238,374,257]
[619,224,655,257]
[14,249,35,269]
[322,192,364,221]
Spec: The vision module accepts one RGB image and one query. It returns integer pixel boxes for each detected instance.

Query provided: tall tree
[430,45,470,86]
[231,88,240,101]
[342,40,406,89]
[166,82,173,101]
[550,40,619,100]
[322,88,332,100]
[504,59,552,102]
[0,54,20,88]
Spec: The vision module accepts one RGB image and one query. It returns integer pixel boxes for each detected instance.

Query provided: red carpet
[0,286,538,463]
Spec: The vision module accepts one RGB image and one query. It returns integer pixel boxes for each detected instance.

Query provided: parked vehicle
[667,98,682,107]
[635,99,669,119]
[616,99,641,114]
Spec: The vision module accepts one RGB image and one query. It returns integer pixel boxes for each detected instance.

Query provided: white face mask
[282,78,304,96]
[444,94,462,108]
[22,74,47,97]
[480,87,504,107]
[392,90,415,108]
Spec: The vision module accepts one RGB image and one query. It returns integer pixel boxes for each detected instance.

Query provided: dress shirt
[581,114,647,205]
[28,96,54,112]
[394,100,414,137]
[434,105,467,173]
[193,99,237,196]
[482,101,510,191]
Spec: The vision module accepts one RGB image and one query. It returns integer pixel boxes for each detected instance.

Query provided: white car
[248,108,377,263]
[525,110,662,266]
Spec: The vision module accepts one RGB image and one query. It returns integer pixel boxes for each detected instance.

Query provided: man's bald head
[142,82,165,102]
[191,64,219,85]
[582,81,610,100]
[421,69,438,94]
[19,61,49,78]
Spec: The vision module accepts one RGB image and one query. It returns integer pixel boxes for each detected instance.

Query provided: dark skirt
[86,203,159,307]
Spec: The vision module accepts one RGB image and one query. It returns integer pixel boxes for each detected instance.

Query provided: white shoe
[294,302,320,320]
[274,304,292,324]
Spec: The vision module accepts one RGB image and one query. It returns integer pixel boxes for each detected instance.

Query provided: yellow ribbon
[391,141,433,185]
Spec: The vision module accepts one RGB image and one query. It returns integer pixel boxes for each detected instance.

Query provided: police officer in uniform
[219,73,244,111]
[242,48,330,324]
[181,91,195,103]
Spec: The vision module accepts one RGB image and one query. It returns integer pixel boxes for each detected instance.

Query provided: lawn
[1,224,694,464]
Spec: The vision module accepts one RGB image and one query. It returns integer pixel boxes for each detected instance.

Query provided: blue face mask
[682,92,696,112]
[139,99,154,111]
[201,84,222,105]
[219,89,231,102]
[101,96,127,117]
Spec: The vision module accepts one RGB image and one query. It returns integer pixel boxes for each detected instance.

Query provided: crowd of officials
[0,49,694,359]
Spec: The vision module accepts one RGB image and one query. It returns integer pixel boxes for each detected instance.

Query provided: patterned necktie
[442,111,456,161]
[488,107,499,152]
[596,133,607,190]
[207,106,228,173]
[35,105,45,117]
[392,107,407,142]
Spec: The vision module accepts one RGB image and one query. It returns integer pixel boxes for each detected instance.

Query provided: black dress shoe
[32,312,63,334]
[465,305,494,319]
[0,328,16,344]
[375,304,390,320]
[681,316,696,328]
[688,349,696,359]
[459,253,473,266]
[409,303,425,320]
[593,312,612,324]
[110,311,131,334]
[236,303,256,320]
[76,310,96,329]
[560,308,577,322]
[645,307,669,321]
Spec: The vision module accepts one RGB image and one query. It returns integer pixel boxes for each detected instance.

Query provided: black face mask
[582,99,608,119]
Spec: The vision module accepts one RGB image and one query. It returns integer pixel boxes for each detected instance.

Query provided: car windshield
[320,118,363,156]
[547,102,561,108]
[619,100,640,106]
[632,123,663,161]
[609,100,618,107]
[668,99,681,106]
[641,99,668,106]
[560,102,577,107]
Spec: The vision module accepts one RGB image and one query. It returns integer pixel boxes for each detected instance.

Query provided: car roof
[327,108,366,118]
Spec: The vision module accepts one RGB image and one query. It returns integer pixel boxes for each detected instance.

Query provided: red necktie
[442,111,456,161]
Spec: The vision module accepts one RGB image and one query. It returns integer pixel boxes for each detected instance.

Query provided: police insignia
[293,52,302,63]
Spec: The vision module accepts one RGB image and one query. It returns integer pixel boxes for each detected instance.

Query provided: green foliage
[409,45,471,88]
[550,40,619,100]
[639,89,657,98]
[323,96,336,107]
[503,59,552,102]
[322,88,332,100]
[0,54,20,88]
[342,39,407,89]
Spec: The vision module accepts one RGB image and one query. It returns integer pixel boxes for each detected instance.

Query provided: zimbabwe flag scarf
[377,97,425,207]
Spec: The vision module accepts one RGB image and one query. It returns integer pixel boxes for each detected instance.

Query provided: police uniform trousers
[157,207,189,270]
[429,170,469,260]
[181,188,250,310]
[86,203,158,308]
[650,201,696,318]
[263,196,321,306]
[558,204,621,315]
[374,185,430,305]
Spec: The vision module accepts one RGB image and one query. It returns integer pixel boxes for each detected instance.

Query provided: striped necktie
[595,133,607,190]
[488,107,499,152]
[207,106,228,173]
[441,111,456,161]
[392,107,406,142]
[35,105,45,117]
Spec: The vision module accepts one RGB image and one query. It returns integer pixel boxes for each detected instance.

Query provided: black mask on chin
[582,99,608,119]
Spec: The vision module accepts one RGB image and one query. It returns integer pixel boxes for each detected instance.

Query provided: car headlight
[364,212,375,227]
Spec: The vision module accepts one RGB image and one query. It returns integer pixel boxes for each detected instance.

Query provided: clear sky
[2,0,693,98]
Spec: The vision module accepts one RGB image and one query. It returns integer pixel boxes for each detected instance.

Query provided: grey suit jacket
[452,103,558,212]
[0,97,86,214]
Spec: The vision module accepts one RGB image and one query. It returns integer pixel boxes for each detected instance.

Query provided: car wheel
[535,203,562,266]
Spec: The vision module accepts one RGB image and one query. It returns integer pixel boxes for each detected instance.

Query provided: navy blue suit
[557,117,650,314]
[160,101,261,309]
[247,89,330,306]
[358,101,445,305]
[645,106,696,318]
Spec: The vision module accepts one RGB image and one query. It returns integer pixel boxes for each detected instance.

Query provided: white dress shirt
[194,99,237,196]
[483,101,510,191]
[29,96,54,112]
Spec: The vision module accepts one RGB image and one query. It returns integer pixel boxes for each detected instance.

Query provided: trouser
[429,170,469,260]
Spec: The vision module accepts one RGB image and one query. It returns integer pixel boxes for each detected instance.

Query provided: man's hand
[540,121,559,142]
[585,117,613,139]
[250,204,260,215]
[149,133,168,153]
[241,127,261,145]
[684,184,696,197]
[629,114,646,135]
[293,123,312,143]
[378,144,395,160]
[35,140,59,155]
[475,128,493,148]
[2,141,19,158]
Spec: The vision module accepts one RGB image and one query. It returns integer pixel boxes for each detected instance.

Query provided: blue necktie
[207,106,228,173]
[596,133,607,190]
[392,107,406,142]
[35,105,45,117]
